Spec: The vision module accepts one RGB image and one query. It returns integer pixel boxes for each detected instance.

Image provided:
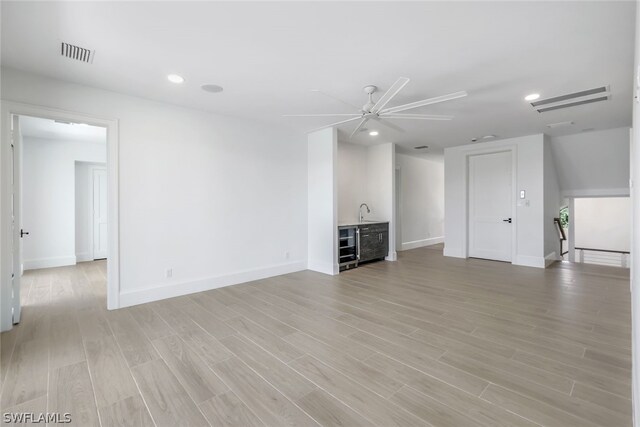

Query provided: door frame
[464,146,518,263]
[1,101,120,331]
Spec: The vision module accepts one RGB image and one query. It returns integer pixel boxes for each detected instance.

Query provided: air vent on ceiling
[531,86,609,113]
[414,145,429,149]
[546,121,574,129]
[61,42,94,64]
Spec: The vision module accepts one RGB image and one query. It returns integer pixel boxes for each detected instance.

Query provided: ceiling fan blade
[311,89,361,110]
[283,113,362,117]
[307,116,362,133]
[370,77,410,114]
[381,91,467,114]
[381,113,454,120]
[350,118,370,139]
[372,117,405,133]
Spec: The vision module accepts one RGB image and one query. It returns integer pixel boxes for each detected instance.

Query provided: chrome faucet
[359,203,370,222]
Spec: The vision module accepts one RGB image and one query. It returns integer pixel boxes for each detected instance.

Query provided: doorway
[468,151,513,262]
[1,102,120,332]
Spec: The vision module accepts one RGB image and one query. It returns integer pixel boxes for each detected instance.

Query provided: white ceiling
[1,1,635,155]
[20,115,106,144]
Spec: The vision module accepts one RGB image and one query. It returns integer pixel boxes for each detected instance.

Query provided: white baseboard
[385,251,398,261]
[23,256,76,271]
[307,260,339,276]
[76,252,92,263]
[400,237,444,251]
[545,251,559,267]
[514,254,546,269]
[119,260,307,308]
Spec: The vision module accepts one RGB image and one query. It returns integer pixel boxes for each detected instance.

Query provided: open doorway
[566,196,631,268]
[20,116,107,270]
[1,103,120,332]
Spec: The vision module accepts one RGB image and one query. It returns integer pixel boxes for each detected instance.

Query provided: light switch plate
[520,190,526,199]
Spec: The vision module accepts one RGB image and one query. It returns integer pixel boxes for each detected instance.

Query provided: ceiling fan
[284,77,467,138]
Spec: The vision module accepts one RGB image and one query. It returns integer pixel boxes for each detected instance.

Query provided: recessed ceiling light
[524,93,540,101]
[202,84,223,93]
[369,131,379,136]
[167,74,185,84]
[482,135,496,139]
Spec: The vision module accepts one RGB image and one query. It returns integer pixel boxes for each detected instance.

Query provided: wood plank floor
[0,244,631,426]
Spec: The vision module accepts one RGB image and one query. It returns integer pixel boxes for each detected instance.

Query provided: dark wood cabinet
[338,221,389,272]
[358,222,388,263]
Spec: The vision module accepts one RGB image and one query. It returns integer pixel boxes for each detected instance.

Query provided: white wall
[75,162,107,262]
[631,5,640,422]
[550,127,630,197]
[307,128,338,275]
[2,67,307,307]
[445,134,550,268]
[574,197,631,252]
[367,143,397,260]
[395,153,444,250]
[335,140,397,260]
[543,135,563,261]
[22,137,106,270]
[337,141,368,224]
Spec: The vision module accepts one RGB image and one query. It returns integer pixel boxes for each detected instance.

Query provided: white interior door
[468,151,513,262]
[92,168,108,260]
[11,114,22,323]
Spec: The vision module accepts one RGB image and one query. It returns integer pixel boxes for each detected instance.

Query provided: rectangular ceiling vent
[532,86,609,113]
[60,42,94,64]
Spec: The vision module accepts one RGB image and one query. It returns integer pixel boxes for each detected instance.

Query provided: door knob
[20,229,30,237]
[502,218,512,224]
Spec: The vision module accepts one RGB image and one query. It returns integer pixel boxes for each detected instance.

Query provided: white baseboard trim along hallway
[400,237,444,251]
[118,260,307,308]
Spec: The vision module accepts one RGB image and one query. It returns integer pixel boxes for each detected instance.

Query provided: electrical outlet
[165,268,173,278]
[284,251,290,260]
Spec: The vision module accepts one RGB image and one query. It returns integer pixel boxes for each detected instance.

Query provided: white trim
[400,237,444,251]
[514,254,546,268]
[307,260,339,276]
[568,198,576,262]
[1,101,120,332]
[76,252,92,263]
[23,256,76,271]
[563,188,630,197]
[119,260,307,308]
[544,251,559,267]
[385,250,398,261]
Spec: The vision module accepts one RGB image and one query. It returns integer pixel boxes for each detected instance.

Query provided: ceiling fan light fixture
[287,77,467,138]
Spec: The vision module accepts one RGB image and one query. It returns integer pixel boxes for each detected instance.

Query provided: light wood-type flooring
[0,244,632,426]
